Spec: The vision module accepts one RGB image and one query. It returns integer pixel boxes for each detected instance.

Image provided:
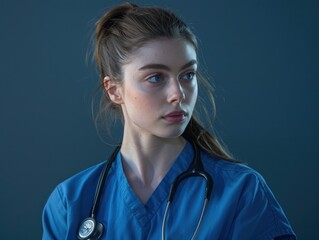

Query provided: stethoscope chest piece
[77,217,104,240]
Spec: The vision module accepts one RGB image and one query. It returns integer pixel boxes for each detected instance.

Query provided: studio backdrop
[0,0,318,239]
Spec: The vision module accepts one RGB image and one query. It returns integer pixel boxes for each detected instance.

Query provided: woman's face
[116,38,198,139]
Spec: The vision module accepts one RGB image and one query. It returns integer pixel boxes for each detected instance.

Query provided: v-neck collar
[114,141,194,226]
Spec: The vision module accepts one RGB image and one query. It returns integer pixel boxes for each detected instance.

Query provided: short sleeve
[228,172,296,240]
[42,186,67,240]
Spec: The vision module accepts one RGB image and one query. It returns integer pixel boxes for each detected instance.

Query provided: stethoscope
[77,141,214,240]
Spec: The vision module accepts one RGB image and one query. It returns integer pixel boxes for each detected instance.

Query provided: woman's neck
[120,134,186,204]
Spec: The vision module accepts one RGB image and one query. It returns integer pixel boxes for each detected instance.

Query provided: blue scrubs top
[42,142,296,239]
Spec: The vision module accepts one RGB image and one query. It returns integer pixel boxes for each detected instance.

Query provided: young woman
[42,3,296,239]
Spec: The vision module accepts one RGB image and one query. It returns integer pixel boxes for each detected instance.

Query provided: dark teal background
[1,0,318,239]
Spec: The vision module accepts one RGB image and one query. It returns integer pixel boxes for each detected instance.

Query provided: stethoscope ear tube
[162,142,214,240]
[168,141,214,203]
[163,170,213,240]
[168,169,213,202]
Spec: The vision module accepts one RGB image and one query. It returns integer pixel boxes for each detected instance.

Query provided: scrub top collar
[113,141,194,226]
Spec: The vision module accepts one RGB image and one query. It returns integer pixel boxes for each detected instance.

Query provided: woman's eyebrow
[138,59,197,71]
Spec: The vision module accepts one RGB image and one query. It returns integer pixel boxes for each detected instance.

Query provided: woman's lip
[163,111,187,123]
[163,111,187,117]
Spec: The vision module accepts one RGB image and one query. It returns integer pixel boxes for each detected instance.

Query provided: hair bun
[96,2,138,35]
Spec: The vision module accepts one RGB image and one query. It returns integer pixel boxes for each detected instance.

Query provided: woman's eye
[147,74,162,84]
[181,72,195,81]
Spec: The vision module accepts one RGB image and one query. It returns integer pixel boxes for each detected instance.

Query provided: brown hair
[93,2,235,161]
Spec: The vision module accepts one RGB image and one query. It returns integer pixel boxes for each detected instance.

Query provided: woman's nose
[167,79,185,104]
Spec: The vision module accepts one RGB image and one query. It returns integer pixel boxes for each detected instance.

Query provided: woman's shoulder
[52,161,106,204]
[42,161,109,239]
[62,161,105,186]
[200,151,296,239]
[200,150,268,187]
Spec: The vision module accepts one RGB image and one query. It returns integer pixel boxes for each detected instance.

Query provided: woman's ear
[103,76,124,104]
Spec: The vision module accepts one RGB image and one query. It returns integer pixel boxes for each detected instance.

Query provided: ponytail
[183,117,236,161]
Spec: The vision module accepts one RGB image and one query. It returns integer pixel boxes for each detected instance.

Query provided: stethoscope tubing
[90,145,121,219]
